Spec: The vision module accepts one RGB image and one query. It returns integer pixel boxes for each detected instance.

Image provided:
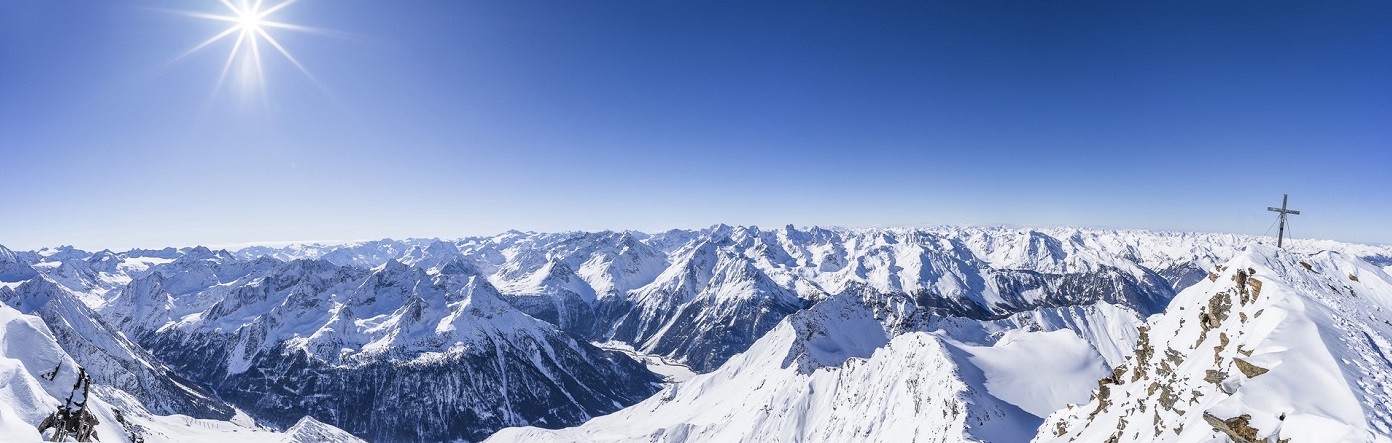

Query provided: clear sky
[1,0,1389,251]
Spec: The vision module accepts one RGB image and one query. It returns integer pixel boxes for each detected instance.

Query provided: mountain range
[2,225,1390,442]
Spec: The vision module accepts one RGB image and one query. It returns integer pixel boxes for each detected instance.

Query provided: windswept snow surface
[1038,246,1392,442]
[953,329,1108,418]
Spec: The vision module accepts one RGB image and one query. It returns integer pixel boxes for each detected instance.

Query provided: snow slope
[487,234,1392,443]
[0,298,364,443]
[1037,246,1392,442]
[955,329,1108,418]
[487,290,1117,443]
[0,275,236,420]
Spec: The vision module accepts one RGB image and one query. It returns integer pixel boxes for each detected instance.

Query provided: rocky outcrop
[1036,247,1392,442]
[38,368,101,442]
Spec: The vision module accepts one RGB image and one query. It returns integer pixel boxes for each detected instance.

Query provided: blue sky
[1,0,1389,250]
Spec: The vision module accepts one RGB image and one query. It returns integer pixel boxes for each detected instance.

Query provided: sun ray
[159,0,328,105]
[170,25,242,65]
[256,27,341,103]
[256,21,338,36]
[217,0,243,17]
[251,34,269,104]
[221,0,244,14]
[252,32,265,87]
[256,28,311,77]
[211,29,250,100]
[255,0,302,20]
[164,10,242,23]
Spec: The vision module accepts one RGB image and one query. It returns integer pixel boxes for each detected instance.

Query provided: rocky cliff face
[112,256,661,442]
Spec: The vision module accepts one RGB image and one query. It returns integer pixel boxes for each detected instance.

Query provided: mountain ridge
[4,225,1392,442]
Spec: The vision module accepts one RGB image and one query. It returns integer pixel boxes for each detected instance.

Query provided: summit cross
[1267,194,1301,248]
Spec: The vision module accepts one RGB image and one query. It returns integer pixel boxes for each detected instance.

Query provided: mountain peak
[0,244,39,283]
[1041,245,1392,442]
[437,257,481,276]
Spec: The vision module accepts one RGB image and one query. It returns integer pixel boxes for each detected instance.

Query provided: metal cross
[1267,194,1300,248]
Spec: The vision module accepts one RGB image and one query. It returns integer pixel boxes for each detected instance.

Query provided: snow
[0,298,364,443]
[493,323,1049,442]
[594,341,696,384]
[951,329,1108,418]
[209,227,1392,375]
[6,227,1392,443]
[0,404,41,441]
[479,230,1392,443]
[1040,246,1392,442]
[487,291,1100,443]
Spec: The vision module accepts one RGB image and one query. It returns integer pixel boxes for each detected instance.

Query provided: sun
[166,0,325,101]
[235,6,265,33]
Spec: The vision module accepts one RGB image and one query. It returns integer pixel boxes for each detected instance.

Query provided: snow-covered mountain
[0,275,236,420]
[4,225,1391,442]
[487,288,1131,442]
[487,233,1392,443]
[0,290,363,442]
[0,244,40,282]
[3,242,660,442]
[1038,246,1392,442]
[103,255,661,443]
[230,226,1255,373]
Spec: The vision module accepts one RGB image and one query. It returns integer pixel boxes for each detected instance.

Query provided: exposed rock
[1165,349,1185,365]
[1204,369,1228,385]
[1233,269,1249,294]
[1214,332,1229,364]
[1158,384,1178,410]
[1236,345,1253,357]
[38,367,100,442]
[1203,412,1259,443]
[1132,326,1153,382]
[1234,358,1270,378]
[1208,292,1232,328]
[1105,365,1128,385]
